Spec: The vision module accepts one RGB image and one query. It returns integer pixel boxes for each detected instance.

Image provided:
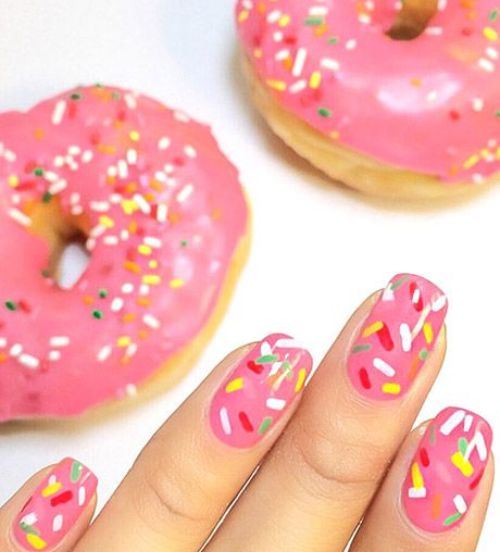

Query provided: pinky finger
[0,458,97,552]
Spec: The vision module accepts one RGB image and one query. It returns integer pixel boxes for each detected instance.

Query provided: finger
[0,458,97,552]
[351,407,494,551]
[206,274,448,552]
[74,336,313,552]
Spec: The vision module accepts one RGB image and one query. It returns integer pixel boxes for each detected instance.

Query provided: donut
[236,0,500,199]
[0,84,249,420]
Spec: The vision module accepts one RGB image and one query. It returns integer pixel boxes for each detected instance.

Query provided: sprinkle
[97,345,112,362]
[10,343,22,357]
[423,322,434,344]
[226,377,244,393]
[478,58,495,72]
[292,48,308,77]
[117,160,128,179]
[52,514,64,533]
[184,145,197,158]
[400,323,412,352]
[440,410,466,435]
[454,494,468,514]
[484,27,498,42]
[363,321,383,337]
[129,130,140,142]
[443,512,462,527]
[258,417,273,434]
[50,336,70,347]
[92,310,104,320]
[143,274,161,285]
[170,278,185,289]
[158,137,171,150]
[309,71,322,89]
[19,353,40,369]
[5,300,17,311]
[267,79,287,91]
[318,107,332,118]
[373,357,396,377]
[133,194,152,214]
[122,283,134,294]
[220,407,232,435]
[8,208,31,227]
[382,382,401,395]
[266,398,286,410]
[143,314,160,329]
[117,336,132,347]
[156,203,168,223]
[176,184,194,203]
[49,350,61,361]
[127,149,138,165]
[52,100,67,125]
[124,93,137,109]
[295,367,307,392]
[144,236,162,248]
[451,452,474,477]
[320,58,340,71]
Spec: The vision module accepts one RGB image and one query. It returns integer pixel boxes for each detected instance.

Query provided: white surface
[0,1,498,549]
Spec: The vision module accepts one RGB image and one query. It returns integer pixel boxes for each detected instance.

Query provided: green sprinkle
[70,92,82,101]
[41,269,50,278]
[281,361,293,379]
[495,109,500,118]
[70,460,84,483]
[99,288,109,298]
[458,437,468,456]
[180,239,189,248]
[256,354,279,364]
[443,513,462,527]
[318,107,332,118]
[111,91,121,100]
[95,83,104,88]
[42,191,53,203]
[258,417,273,435]
[328,36,339,44]
[490,9,498,21]
[429,425,437,446]
[33,167,44,177]
[351,343,371,354]
[20,522,40,536]
[390,275,409,291]
[305,16,324,26]
[5,300,16,311]
[92,309,104,320]
[419,348,429,361]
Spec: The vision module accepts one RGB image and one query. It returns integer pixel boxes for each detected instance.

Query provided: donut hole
[387,0,439,41]
[30,200,91,289]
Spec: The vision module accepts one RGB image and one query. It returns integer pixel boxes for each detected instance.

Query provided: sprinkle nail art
[348,274,447,400]
[403,407,492,532]
[13,458,97,551]
[210,334,313,448]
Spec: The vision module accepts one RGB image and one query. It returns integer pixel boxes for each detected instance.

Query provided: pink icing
[0,85,248,420]
[236,1,500,184]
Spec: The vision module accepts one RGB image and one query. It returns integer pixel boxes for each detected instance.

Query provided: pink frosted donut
[236,0,500,198]
[0,84,248,420]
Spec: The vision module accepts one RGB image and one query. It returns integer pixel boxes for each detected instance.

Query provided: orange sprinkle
[34,127,45,141]
[96,144,117,155]
[137,297,151,307]
[168,212,181,224]
[124,261,141,273]
[431,494,442,520]
[83,295,94,305]
[122,313,136,323]
[138,329,149,340]
[128,220,138,234]
[212,208,222,221]
[0,352,8,363]
[149,179,164,192]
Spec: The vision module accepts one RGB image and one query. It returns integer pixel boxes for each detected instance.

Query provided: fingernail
[403,407,493,533]
[348,274,447,400]
[210,334,313,448]
[13,458,98,551]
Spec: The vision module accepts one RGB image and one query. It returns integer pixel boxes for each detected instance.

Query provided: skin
[0,289,494,552]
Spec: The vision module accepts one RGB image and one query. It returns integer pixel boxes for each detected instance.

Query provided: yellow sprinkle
[363,321,384,337]
[451,452,474,478]
[484,27,498,42]
[423,322,434,344]
[121,200,138,215]
[382,383,401,395]
[99,215,115,228]
[279,14,291,27]
[254,48,263,59]
[124,261,141,273]
[463,154,480,169]
[225,377,244,393]
[170,278,185,289]
[149,260,158,269]
[41,482,62,497]
[117,336,132,347]
[295,367,307,393]
[143,274,161,285]
[129,130,140,142]
[309,71,322,89]
[238,9,249,23]
[138,244,152,256]
[26,534,48,550]
[7,175,19,187]
[411,462,424,489]
[267,79,287,91]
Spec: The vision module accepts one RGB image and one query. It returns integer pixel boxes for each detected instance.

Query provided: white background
[0,1,498,549]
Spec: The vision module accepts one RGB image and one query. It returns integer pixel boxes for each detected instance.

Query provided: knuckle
[288,416,391,498]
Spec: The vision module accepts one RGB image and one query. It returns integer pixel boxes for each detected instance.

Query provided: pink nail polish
[348,274,447,400]
[13,458,97,551]
[210,334,313,448]
[403,407,492,533]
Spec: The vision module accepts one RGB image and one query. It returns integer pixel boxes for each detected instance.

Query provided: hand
[1,274,493,552]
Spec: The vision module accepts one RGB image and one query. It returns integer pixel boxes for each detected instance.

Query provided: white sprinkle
[10,344,22,357]
[118,160,128,179]
[139,284,150,296]
[126,343,138,358]
[273,31,284,42]
[120,230,130,241]
[320,58,340,71]
[164,164,175,175]
[275,49,291,61]
[409,487,427,499]
[472,98,485,112]
[0,338,6,347]
[464,414,474,432]
[125,384,137,396]
[124,93,137,109]
[97,345,112,362]
[478,58,495,72]
[52,514,64,532]
[127,149,138,165]
[220,407,232,435]
[465,430,488,462]
[9,208,31,227]
[44,171,59,182]
[78,486,86,507]
[486,47,499,61]
[174,110,191,123]
[143,314,161,329]
[373,358,396,377]
[345,39,357,50]
[49,179,68,195]
[176,184,194,203]
[52,100,67,125]
[184,145,197,158]
[122,283,134,294]
[426,26,443,36]
[440,409,466,436]
[454,495,468,514]
[49,350,62,362]
[104,235,119,246]
[267,9,281,23]
[292,48,308,77]
[111,297,124,312]
[427,90,438,103]
[290,80,307,94]
[107,166,118,178]
[53,155,65,168]
[359,13,371,24]
[71,205,83,216]
[90,201,110,213]
[68,145,81,156]
[144,236,162,248]
[19,354,40,369]
[50,336,70,347]
[3,149,16,162]
[382,285,395,302]
[70,192,81,205]
[431,294,447,312]
[266,398,286,410]
[156,203,168,222]
[158,137,171,150]
[82,150,94,163]
[133,193,151,214]
[399,323,412,352]
[309,6,328,16]
[21,513,38,526]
